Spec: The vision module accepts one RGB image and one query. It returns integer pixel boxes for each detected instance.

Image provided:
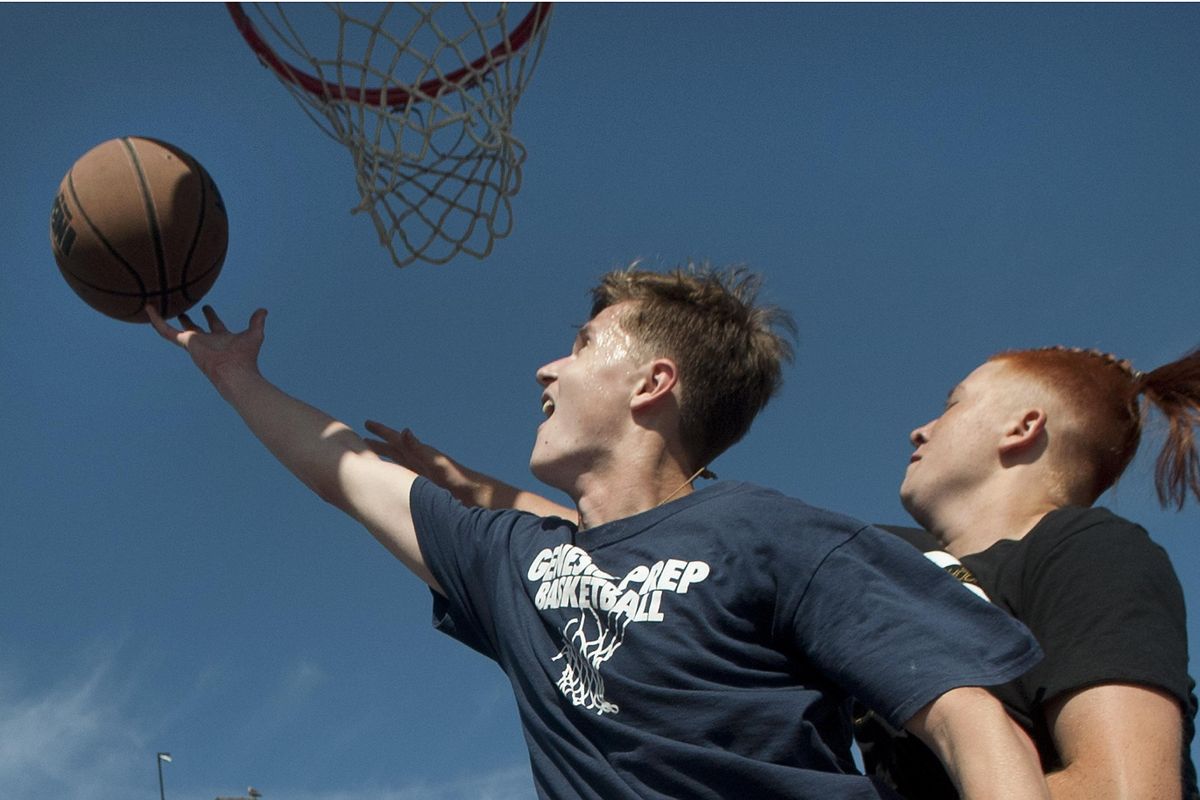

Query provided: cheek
[580,364,634,404]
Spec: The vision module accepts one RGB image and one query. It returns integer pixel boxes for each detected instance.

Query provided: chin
[898,480,920,516]
[899,489,934,532]
[529,449,564,491]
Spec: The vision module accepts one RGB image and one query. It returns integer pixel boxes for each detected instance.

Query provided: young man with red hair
[858,346,1199,799]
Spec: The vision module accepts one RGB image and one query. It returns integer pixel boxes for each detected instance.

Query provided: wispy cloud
[0,648,147,800]
[0,647,534,800]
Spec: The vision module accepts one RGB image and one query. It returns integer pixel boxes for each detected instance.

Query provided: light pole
[156,752,172,800]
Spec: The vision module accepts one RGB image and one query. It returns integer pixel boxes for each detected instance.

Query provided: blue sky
[2,3,1199,798]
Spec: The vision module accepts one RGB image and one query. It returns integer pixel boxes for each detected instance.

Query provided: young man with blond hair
[149,265,1047,800]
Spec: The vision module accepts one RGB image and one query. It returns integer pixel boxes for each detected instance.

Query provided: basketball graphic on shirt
[528,544,711,714]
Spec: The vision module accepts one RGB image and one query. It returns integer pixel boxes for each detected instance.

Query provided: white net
[553,608,629,715]
[231,3,552,267]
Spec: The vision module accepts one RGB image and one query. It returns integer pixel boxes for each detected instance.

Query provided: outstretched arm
[363,422,575,518]
[148,306,439,591]
[906,686,1049,800]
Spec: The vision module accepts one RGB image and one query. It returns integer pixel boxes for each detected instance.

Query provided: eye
[571,325,590,355]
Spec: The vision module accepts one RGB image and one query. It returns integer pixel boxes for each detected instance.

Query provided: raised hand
[146,304,268,383]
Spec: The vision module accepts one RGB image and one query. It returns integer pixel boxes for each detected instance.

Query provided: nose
[910,421,932,447]
[536,357,564,387]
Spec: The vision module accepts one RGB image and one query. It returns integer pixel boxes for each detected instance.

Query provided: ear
[630,358,679,412]
[998,408,1047,457]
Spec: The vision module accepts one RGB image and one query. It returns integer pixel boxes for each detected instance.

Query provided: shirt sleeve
[1018,514,1191,706]
[409,476,529,661]
[788,525,1043,729]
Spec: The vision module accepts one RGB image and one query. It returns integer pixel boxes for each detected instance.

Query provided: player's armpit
[1045,682,1183,800]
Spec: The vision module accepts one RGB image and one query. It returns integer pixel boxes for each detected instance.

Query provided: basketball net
[227,3,552,268]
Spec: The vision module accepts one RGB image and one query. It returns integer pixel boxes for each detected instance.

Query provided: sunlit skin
[530,303,646,491]
[529,302,697,530]
[900,360,1057,558]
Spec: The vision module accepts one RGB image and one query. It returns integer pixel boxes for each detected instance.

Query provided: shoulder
[1002,506,1192,709]
[991,506,1186,641]
[710,481,873,537]
[1036,505,1145,539]
[1025,506,1167,567]
[686,482,918,584]
[411,476,576,548]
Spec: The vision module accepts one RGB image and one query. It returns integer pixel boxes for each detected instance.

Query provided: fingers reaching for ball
[202,305,230,333]
[146,304,270,375]
[146,305,187,345]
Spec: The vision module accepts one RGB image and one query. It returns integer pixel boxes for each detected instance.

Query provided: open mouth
[541,396,555,418]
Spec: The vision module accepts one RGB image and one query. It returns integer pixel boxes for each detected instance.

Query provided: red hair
[989,346,1200,509]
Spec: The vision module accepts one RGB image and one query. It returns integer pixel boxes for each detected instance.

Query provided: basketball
[50,136,228,323]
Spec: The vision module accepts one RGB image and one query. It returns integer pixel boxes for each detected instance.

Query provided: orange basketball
[50,137,228,323]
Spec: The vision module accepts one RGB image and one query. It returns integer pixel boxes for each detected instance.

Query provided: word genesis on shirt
[528,543,710,622]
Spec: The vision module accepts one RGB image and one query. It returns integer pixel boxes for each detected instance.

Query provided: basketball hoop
[226,3,552,268]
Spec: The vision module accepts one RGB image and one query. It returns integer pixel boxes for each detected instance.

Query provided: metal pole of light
[157,752,172,800]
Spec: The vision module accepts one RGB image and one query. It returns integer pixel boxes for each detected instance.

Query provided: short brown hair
[590,264,795,470]
[990,346,1200,508]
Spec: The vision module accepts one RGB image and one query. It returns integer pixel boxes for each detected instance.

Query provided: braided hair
[989,346,1200,509]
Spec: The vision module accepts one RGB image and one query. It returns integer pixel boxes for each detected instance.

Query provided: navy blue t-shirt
[412,479,1042,800]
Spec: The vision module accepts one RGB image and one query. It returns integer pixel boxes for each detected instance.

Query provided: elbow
[311,443,382,511]
[310,479,348,509]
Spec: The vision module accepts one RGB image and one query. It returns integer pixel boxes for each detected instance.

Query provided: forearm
[441,470,574,518]
[212,363,376,508]
[432,458,518,509]
[387,430,574,517]
[943,718,1046,800]
[149,306,431,584]
[909,687,1049,800]
[211,363,434,585]
[469,473,574,518]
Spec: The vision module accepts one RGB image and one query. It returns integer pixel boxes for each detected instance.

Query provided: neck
[572,459,701,531]
[926,486,1060,558]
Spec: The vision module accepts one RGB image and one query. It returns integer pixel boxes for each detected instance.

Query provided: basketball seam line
[122,138,169,316]
[179,152,207,303]
[64,170,148,296]
[62,266,223,298]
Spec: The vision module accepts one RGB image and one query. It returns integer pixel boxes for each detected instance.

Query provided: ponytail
[1137,348,1200,509]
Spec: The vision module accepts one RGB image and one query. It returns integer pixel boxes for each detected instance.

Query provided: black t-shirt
[857,507,1198,799]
